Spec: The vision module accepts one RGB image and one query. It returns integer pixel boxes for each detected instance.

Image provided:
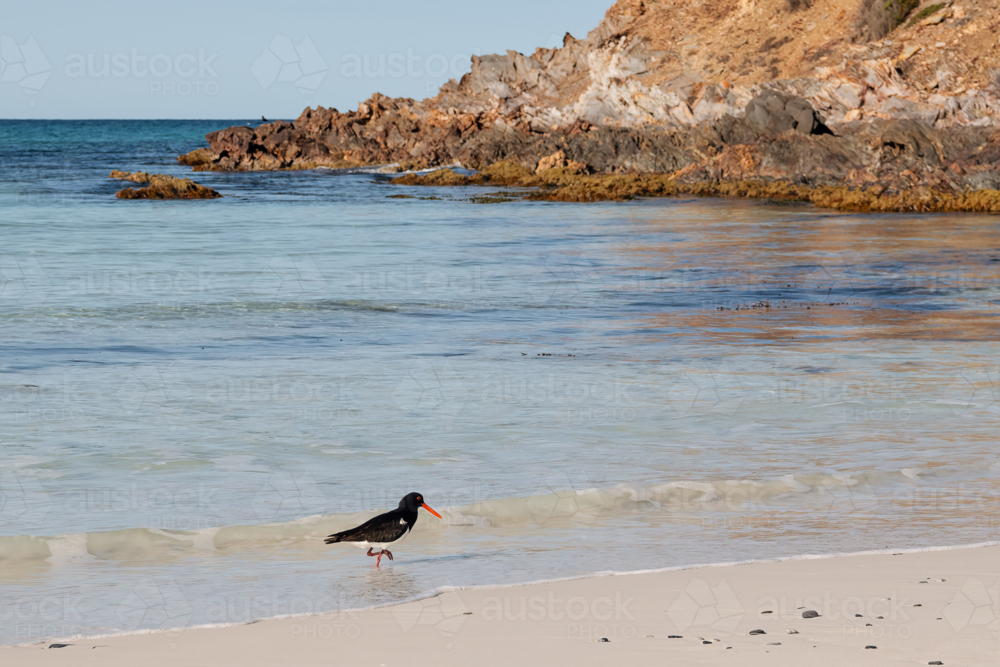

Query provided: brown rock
[110,170,152,184]
[115,173,221,200]
[177,148,212,167]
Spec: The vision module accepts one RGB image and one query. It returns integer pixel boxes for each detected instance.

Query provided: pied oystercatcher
[324,492,442,567]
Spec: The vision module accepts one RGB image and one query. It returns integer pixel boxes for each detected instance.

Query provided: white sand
[5,544,998,666]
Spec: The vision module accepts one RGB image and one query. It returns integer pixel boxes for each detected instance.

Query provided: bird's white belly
[353,525,410,550]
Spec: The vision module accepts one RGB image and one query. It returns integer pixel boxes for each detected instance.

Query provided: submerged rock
[111,172,221,200]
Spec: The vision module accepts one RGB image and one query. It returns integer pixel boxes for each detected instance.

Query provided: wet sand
[5,543,997,666]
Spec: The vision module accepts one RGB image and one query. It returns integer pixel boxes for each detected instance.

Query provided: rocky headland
[180,0,1000,210]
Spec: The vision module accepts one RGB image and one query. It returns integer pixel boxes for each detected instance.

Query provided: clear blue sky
[1,0,612,119]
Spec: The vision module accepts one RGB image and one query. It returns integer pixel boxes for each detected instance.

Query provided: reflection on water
[0,121,998,643]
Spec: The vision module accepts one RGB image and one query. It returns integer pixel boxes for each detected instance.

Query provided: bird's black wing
[325,511,408,544]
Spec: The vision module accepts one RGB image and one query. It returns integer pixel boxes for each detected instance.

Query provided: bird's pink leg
[375,551,383,568]
[384,550,393,561]
[366,548,377,557]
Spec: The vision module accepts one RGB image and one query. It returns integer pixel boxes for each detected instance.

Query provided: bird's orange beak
[421,503,442,519]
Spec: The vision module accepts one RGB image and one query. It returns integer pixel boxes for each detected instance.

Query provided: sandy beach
[5,543,997,666]
[4,0,1000,662]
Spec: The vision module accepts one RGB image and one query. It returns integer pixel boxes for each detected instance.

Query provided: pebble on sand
[865,645,878,649]
[802,610,820,618]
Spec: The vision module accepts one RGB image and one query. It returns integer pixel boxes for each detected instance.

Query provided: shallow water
[1,120,998,644]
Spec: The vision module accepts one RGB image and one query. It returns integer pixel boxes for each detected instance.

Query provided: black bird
[324,492,442,568]
[261,115,268,122]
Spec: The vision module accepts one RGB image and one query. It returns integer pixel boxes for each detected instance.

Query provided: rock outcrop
[111,172,221,200]
[178,0,1000,205]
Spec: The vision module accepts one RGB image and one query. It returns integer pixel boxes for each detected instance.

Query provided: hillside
[432,0,1000,129]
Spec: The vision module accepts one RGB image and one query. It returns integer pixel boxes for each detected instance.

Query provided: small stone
[599,637,609,642]
[703,640,712,644]
[761,610,773,614]
[767,642,782,645]
[929,662,943,665]
[855,614,863,617]
[668,635,682,639]
[786,629,799,634]
[866,645,877,649]
[749,629,766,635]
[802,610,820,618]
[877,616,884,619]
[48,644,71,649]
[866,623,872,626]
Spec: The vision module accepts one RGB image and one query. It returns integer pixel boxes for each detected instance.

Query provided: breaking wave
[4,463,996,567]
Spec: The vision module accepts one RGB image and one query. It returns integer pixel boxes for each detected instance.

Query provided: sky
[0,0,612,119]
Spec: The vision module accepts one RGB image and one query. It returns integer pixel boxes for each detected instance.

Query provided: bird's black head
[398,492,442,518]
[399,492,425,511]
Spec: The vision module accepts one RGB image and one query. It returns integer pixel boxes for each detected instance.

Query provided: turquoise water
[1,120,998,643]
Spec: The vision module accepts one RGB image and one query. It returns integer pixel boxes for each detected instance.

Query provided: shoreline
[389,161,1000,212]
[7,541,998,665]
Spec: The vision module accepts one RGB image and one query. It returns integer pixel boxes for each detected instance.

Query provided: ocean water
[1,119,998,644]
